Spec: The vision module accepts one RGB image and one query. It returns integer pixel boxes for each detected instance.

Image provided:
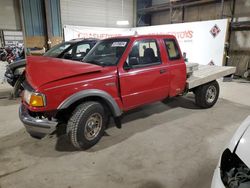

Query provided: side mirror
[183,52,188,62]
[129,57,139,66]
[123,61,131,71]
[64,53,73,59]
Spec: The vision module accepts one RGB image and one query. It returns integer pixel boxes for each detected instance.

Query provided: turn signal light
[30,95,45,107]
[23,90,46,107]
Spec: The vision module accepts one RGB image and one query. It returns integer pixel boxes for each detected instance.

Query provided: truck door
[119,39,170,111]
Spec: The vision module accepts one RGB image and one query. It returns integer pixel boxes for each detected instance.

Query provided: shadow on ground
[55,95,201,152]
[0,95,249,157]
[137,180,165,188]
[55,95,249,153]
[0,95,199,157]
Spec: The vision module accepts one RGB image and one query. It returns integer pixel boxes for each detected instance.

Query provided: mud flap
[114,117,122,129]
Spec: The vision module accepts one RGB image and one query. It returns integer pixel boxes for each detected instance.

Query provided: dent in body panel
[168,63,186,97]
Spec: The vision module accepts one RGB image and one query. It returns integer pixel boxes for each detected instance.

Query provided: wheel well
[56,96,113,123]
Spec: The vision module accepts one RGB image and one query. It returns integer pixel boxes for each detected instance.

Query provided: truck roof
[68,38,99,43]
[106,34,177,40]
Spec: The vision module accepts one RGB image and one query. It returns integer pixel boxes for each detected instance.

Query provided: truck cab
[115,35,186,110]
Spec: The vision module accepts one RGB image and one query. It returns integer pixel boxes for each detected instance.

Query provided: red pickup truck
[19,35,235,149]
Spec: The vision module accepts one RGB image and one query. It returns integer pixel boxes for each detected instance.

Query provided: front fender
[57,89,122,117]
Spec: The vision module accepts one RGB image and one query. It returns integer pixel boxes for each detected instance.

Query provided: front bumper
[19,104,58,137]
[211,168,225,188]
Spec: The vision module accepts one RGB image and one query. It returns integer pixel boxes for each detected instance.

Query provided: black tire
[67,101,107,150]
[194,80,219,108]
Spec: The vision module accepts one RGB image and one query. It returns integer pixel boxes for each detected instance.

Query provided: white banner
[64,25,134,41]
[64,19,229,66]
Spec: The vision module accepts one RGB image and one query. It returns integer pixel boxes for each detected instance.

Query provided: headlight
[23,90,46,107]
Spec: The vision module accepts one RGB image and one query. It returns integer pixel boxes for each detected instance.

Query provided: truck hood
[26,56,102,89]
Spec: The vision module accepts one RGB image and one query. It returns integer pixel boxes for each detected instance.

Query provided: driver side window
[127,40,161,68]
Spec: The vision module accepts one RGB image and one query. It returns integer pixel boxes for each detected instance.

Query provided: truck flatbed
[186,64,236,89]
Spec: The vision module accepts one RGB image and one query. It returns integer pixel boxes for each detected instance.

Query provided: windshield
[44,42,71,57]
[83,38,129,66]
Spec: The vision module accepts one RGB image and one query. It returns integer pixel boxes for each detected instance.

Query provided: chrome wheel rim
[206,85,217,103]
[84,113,102,141]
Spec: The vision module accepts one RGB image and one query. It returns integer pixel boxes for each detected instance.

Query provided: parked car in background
[211,116,250,188]
[0,45,24,63]
[5,38,98,98]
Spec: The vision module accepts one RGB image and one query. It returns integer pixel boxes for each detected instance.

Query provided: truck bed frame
[186,64,236,89]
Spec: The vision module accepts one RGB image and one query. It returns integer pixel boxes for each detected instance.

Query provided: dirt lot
[0,81,249,188]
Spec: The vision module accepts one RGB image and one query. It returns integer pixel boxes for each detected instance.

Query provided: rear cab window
[164,39,181,61]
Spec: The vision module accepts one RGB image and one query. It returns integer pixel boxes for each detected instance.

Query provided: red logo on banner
[210,25,221,38]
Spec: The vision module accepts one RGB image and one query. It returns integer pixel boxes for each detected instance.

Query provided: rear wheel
[194,80,219,108]
[67,101,107,150]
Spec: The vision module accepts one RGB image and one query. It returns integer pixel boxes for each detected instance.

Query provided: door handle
[160,69,167,74]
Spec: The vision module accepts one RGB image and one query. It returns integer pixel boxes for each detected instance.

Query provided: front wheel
[194,80,219,108]
[67,101,107,150]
